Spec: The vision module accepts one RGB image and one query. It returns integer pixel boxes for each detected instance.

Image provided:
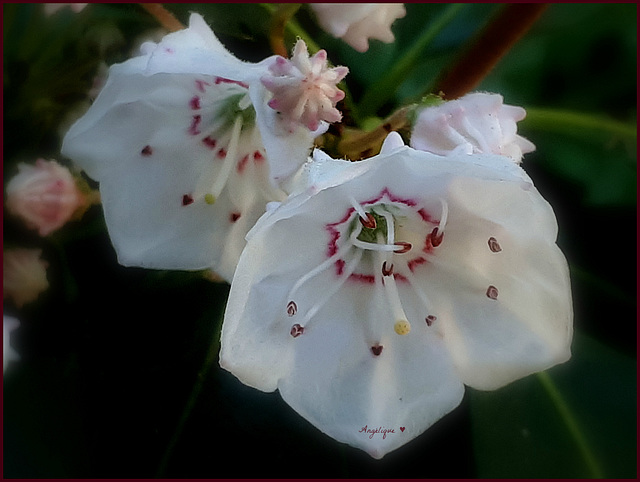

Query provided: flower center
[286,188,447,339]
[179,77,270,209]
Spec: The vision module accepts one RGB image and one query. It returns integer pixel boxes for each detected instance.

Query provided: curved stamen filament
[286,239,358,305]
[350,196,374,227]
[299,249,364,326]
[438,198,449,233]
[207,114,243,203]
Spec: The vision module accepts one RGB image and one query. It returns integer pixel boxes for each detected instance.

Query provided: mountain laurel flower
[410,92,536,163]
[3,249,49,308]
[3,315,20,374]
[62,13,320,282]
[220,132,573,458]
[261,40,349,132]
[310,3,406,52]
[6,159,88,237]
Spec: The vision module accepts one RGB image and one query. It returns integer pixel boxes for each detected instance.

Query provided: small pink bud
[6,159,88,236]
[3,249,49,308]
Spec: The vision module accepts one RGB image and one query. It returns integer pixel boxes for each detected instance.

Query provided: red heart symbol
[400,427,405,432]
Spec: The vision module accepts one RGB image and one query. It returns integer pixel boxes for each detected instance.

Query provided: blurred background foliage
[3,3,636,478]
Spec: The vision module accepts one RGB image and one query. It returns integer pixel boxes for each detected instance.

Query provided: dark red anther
[217,148,227,158]
[359,212,376,229]
[230,212,241,223]
[290,323,304,337]
[488,237,502,253]
[486,285,499,300]
[382,261,394,276]
[182,194,194,206]
[426,315,437,326]
[371,345,383,356]
[141,145,153,156]
[430,227,444,247]
[286,301,297,317]
[394,242,412,254]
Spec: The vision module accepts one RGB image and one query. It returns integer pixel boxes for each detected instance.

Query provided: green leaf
[470,332,636,478]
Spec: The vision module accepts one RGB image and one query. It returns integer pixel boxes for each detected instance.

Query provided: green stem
[359,3,465,119]
[156,315,223,477]
[522,108,637,149]
[536,371,604,478]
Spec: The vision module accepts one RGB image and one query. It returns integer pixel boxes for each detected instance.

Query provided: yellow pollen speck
[394,320,411,336]
[205,193,216,205]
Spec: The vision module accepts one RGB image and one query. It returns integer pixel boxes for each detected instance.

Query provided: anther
[430,227,444,247]
[290,324,304,337]
[425,315,437,326]
[382,261,394,276]
[141,145,153,156]
[359,212,377,229]
[486,285,499,300]
[371,345,383,356]
[181,194,194,206]
[488,237,502,253]
[286,301,297,317]
[394,242,412,254]
[394,320,411,335]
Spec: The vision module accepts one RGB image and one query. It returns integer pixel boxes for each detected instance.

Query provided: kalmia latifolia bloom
[261,40,349,132]
[410,92,536,163]
[6,159,87,237]
[220,132,573,458]
[310,3,406,52]
[62,14,344,281]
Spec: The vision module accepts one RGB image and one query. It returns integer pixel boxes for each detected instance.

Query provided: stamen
[486,285,499,300]
[425,315,437,326]
[359,212,377,229]
[350,197,374,227]
[287,301,297,316]
[206,115,243,203]
[438,198,449,233]
[394,242,412,254]
[351,237,399,252]
[381,261,394,276]
[430,227,444,247]
[371,345,383,356]
[290,324,304,338]
[488,237,502,252]
[299,250,363,326]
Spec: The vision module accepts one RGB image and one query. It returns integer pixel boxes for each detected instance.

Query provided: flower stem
[268,3,302,57]
[358,3,465,119]
[536,371,605,478]
[433,4,549,99]
[139,3,184,32]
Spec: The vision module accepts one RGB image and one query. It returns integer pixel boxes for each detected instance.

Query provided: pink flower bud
[310,4,406,53]
[6,159,87,236]
[3,249,49,308]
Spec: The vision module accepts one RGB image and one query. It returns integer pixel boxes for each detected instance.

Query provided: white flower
[220,133,573,458]
[62,13,319,281]
[310,3,406,52]
[6,159,87,237]
[261,40,349,132]
[3,249,49,308]
[4,315,20,374]
[410,92,536,163]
